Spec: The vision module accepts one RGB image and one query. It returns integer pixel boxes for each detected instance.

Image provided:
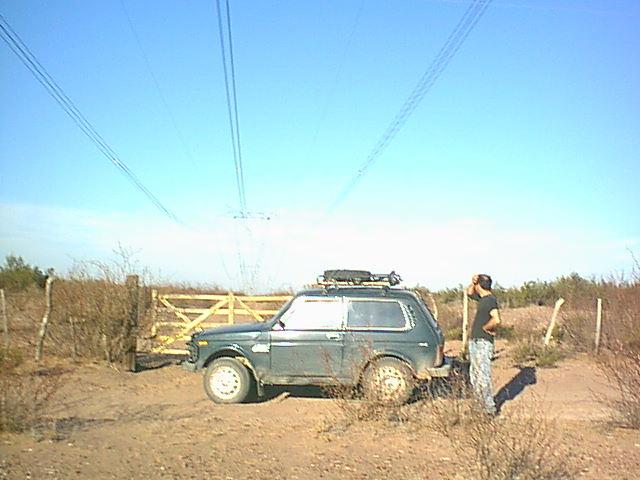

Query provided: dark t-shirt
[469,293,499,343]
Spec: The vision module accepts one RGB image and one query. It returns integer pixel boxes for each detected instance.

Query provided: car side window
[347,299,409,330]
[280,297,344,330]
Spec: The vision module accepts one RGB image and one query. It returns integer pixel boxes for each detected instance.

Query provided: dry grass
[450,406,575,480]
[414,382,575,479]
[599,346,640,429]
[0,346,65,434]
[321,372,576,479]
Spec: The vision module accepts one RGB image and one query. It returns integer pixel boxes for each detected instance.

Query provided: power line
[0,14,180,222]
[224,0,247,212]
[329,0,492,211]
[215,0,247,214]
[119,0,198,168]
[307,0,365,154]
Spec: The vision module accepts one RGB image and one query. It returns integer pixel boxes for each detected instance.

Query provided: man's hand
[483,308,501,336]
[482,325,497,336]
[466,274,480,296]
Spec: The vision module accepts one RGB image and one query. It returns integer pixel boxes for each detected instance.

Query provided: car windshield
[269,297,295,325]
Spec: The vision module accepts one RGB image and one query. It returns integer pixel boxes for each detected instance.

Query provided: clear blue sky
[1,0,639,290]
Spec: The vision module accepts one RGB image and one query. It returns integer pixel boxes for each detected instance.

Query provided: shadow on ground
[135,353,185,372]
[494,366,537,412]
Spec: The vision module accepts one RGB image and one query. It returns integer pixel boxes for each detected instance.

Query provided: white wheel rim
[374,366,406,400]
[210,366,241,400]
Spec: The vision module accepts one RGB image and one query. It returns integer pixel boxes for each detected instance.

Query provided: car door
[269,296,345,379]
[343,297,413,380]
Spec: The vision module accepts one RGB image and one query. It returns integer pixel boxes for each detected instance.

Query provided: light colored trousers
[468,338,497,414]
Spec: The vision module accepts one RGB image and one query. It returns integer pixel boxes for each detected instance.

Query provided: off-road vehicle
[182,270,451,404]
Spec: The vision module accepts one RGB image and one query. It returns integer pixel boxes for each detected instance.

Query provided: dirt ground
[1,340,639,480]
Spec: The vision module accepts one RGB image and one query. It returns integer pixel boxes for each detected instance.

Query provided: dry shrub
[599,345,640,429]
[511,336,569,368]
[321,383,400,429]
[322,372,575,479]
[47,258,144,363]
[416,379,575,480]
[456,407,574,480]
[601,284,640,351]
[0,347,65,434]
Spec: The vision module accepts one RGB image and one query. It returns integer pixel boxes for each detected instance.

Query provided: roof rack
[316,270,402,287]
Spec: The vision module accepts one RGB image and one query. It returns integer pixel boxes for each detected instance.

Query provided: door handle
[326,332,342,340]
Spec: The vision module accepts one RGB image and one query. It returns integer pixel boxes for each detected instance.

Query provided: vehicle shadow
[494,366,537,412]
[258,385,330,402]
[135,353,185,372]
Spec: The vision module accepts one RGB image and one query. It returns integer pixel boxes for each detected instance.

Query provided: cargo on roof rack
[317,270,402,287]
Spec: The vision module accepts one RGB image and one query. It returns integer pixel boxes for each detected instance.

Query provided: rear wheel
[362,357,415,404]
[203,357,252,404]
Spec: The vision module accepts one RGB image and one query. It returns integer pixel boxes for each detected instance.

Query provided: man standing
[466,274,501,415]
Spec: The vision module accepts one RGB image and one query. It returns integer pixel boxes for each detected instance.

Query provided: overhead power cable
[307,0,365,154]
[215,0,247,214]
[0,15,180,222]
[329,0,492,211]
[119,0,198,168]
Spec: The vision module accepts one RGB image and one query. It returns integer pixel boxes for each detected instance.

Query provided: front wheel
[203,357,252,404]
[362,357,415,404]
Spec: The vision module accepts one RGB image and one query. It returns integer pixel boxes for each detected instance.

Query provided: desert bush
[0,348,64,433]
[0,345,24,373]
[511,336,569,368]
[444,325,463,341]
[452,406,574,480]
[322,383,401,428]
[42,250,149,363]
[599,346,640,429]
[49,267,140,363]
[0,255,52,291]
[412,378,575,479]
[495,323,516,340]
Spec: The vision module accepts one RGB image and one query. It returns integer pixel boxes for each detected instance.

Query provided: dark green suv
[183,272,450,404]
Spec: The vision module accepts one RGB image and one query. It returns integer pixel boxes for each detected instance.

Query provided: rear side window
[347,299,408,330]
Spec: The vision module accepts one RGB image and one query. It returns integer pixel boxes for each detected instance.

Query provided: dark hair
[478,274,492,290]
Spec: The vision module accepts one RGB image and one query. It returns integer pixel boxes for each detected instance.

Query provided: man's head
[476,274,493,292]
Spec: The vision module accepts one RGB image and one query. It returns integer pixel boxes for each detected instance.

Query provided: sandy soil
[1,346,639,480]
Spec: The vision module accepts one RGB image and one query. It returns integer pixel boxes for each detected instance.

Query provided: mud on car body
[183,271,451,404]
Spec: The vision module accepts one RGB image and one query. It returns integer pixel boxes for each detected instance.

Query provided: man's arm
[483,308,502,335]
[466,274,480,300]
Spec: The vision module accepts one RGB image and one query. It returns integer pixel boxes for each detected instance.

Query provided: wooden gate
[149,291,291,354]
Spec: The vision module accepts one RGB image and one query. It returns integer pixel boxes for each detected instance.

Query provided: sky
[1,0,639,291]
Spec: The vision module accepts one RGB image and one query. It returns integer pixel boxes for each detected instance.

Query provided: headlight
[196,339,209,346]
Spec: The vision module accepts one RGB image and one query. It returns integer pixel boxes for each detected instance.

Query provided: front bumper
[416,356,452,380]
[181,360,198,372]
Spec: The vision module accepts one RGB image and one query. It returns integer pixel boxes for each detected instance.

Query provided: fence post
[120,275,139,372]
[1,288,8,350]
[35,276,54,362]
[69,316,78,361]
[426,292,439,321]
[544,297,565,347]
[150,289,159,337]
[102,334,112,364]
[461,291,469,356]
[228,292,235,325]
[595,298,603,355]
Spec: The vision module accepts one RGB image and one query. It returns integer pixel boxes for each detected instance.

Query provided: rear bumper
[416,356,452,380]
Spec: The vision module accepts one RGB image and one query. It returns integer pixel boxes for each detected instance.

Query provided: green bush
[0,255,52,291]
[512,337,568,368]
[444,326,463,341]
[495,324,516,340]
